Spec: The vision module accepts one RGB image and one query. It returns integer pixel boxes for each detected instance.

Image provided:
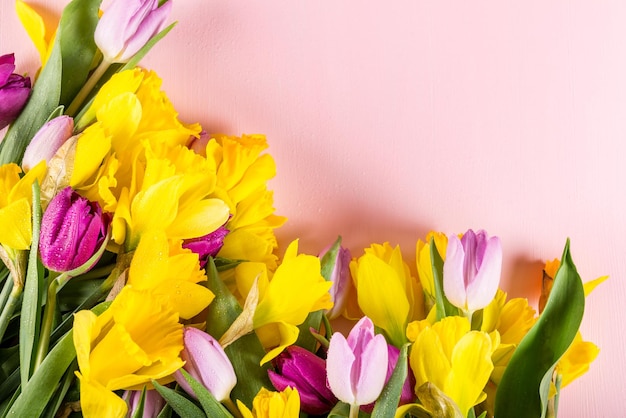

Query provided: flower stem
[33,276,61,371]
[65,58,111,117]
[0,282,23,342]
[223,398,243,418]
[349,403,359,418]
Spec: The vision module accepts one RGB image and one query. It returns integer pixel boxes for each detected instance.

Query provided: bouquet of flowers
[0,1,605,417]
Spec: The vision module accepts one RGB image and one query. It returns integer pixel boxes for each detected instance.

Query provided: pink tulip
[443,229,502,312]
[39,187,110,273]
[319,242,352,320]
[123,389,165,418]
[326,316,388,408]
[22,115,74,171]
[0,53,31,130]
[182,224,229,268]
[174,327,237,402]
[95,0,173,63]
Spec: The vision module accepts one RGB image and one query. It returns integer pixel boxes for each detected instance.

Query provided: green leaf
[0,0,101,165]
[494,240,585,418]
[430,238,458,320]
[6,329,76,416]
[19,182,43,387]
[179,369,233,417]
[297,236,342,351]
[371,344,410,418]
[328,402,371,417]
[152,380,205,418]
[41,359,78,418]
[204,258,271,409]
[130,387,147,418]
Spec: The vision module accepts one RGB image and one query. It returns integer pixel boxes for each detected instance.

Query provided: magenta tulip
[22,115,74,171]
[94,0,173,64]
[268,345,337,415]
[326,316,388,410]
[0,53,31,130]
[39,187,110,273]
[443,229,502,312]
[182,224,229,268]
[174,327,237,402]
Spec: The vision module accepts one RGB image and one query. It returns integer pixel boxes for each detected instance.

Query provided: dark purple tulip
[39,187,110,272]
[0,54,31,130]
[182,224,229,268]
[268,346,337,415]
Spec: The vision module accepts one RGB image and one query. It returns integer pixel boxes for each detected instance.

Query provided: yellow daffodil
[15,0,55,68]
[235,240,332,364]
[126,230,214,319]
[238,387,301,418]
[415,231,448,305]
[204,134,286,274]
[408,316,494,418]
[73,286,184,418]
[349,242,423,347]
[0,162,46,252]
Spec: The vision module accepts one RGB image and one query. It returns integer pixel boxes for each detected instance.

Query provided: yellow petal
[15,1,49,66]
[0,198,32,250]
[410,327,450,391]
[166,198,230,239]
[583,275,608,297]
[356,253,409,346]
[257,322,300,365]
[70,124,112,187]
[76,375,127,418]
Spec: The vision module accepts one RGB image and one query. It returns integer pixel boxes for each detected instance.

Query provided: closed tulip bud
[22,115,74,171]
[39,187,110,273]
[174,327,237,402]
[443,229,502,313]
[182,224,229,268]
[326,316,388,409]
[95,0,173,64]
[319,241,351,320]
[123,389,165,418]
[0,54,31,130]
[268,346,337,415]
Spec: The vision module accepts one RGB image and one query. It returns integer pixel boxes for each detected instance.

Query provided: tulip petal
[353,333,388,405]
[443,235,466,309]
[465,236,502,311]
[326,332,357,404]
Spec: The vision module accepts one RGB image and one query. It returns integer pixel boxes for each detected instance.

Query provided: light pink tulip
[326,316,388,407]
[22,115,73,171]
[95,0,172,63]
[319,241,352,320]
[443,229,502,312]
[174,327,237,402]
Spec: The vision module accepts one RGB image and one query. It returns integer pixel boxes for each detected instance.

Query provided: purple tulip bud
[187,130,210,156]
[39,187,110,273]
[95,0,173,63]
[443,229,502,312]
[123,389,165,418]
[174,327,237,402]
[319,242,352,320]
[22,116,74,171]
[0,54,31,130]
[268,346,337,415]
[182,224,229,268]
[326,316,388,407]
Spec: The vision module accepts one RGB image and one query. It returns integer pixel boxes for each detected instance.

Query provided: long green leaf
[0,0,101,164]
[179,369,233,417]
[430,238,458,320]
[19,182,43,387]
[494,240,584,417]
[204,258,271,408]
[371,343,410,418]
[151,381,205,418]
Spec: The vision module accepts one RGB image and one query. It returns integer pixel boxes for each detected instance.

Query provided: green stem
[223,398,243,418]
[0,283,23,342]
[349,403,359,418]
[65,58,111,117]
[0,274,13,312]
[33,278,60,371]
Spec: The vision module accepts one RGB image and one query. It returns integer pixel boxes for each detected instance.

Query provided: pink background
[2,1,624,415]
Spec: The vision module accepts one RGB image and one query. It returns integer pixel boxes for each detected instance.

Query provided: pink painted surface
[1,0,624,415]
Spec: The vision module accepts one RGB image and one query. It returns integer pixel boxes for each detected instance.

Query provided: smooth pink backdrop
[1,1,624,416]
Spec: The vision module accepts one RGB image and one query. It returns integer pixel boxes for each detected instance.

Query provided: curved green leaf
[494,240,584,417]
[152,381,205,418]
[430,238,459,320]
[372,343,410,418]
[179,369,233,417]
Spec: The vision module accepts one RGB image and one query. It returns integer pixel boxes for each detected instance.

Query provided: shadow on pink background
[1,1,624,415]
